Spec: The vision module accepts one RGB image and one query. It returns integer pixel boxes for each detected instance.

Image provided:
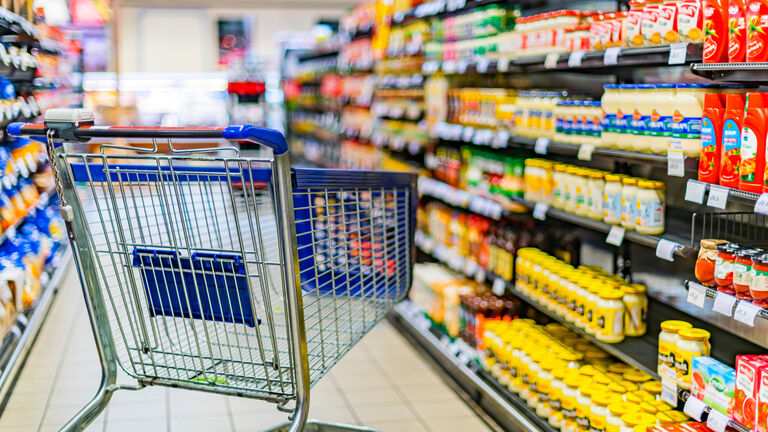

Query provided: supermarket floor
[0,263,494,432]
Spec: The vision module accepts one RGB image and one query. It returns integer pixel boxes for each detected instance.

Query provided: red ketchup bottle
[705,0,731,62]
[700,92,725,184]
[739,92,768,192]
[720,93,745,188]
[730,0,748,61]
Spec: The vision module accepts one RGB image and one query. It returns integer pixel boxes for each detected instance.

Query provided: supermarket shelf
[388,300,554,432]
[683,280,768,321]
[684,180,763,207]
[413,231,661,379]
[0,244,72,410]
[691,62,768,83]
[677,390,750,432]
[297,48,340,63]
[422,44,702,76]
[0,191,52,246]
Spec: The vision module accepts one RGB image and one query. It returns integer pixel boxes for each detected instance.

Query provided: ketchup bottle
[740,93,768,192]
[700,92,725,184]
[747,0,768,61]
[720,93,746,188]
[729,0,748,61]
[705,0,730,62]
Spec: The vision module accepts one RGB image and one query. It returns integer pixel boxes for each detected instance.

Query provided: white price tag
[442,60,457,74]
[464,260,478,278]
[577,144,595,161]
[660,364,677,382]
[544,53,560,69]
[707,185,730,209]
[568,50,586,67]
[712,291,736,316]
[667,139,686,177]
[476,57,489,73]
[497,58,510,72]
[475,267,486,283]
[655,239,680,262]
[422,61,439,75]
[604,47,622,65]
[492,277,506,296]
[660,377,678,406]
[683,396,707,421]
[457,59,469,74]
[734,300,762,326]
[685,179,707,204]
[606,226,626,246]
[755,193,768,215]
[462,126,475,142]
[668,42,688,64]
[687,282,708,308]
[534,137,549,155]
[493,131,510,148]
[533,203,548,221]
[706,409,730,432]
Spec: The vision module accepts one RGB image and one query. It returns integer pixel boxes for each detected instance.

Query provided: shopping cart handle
[223,125,288,155]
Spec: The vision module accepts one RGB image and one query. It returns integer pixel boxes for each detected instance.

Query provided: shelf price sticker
[535,137,549,154]
[568,50,586,67]
[685,179,707,204]
[706,408,730,432]
[667,139,685,177]
[464,260,478,279]
[476,57,490,73]
[442,60,457,74]
[655,239,680,262]
[533,203,549,221]
[457,59,469,74]
[578,144,595,161]
[604,47,622,65]
[661,377,678,406]
[713,291,736,316]
[707,185,730,209]
[687,282,708,308]
[606,226,626,246]
[497,58,511,72]
[544,53,560,69]
[754,193,768,215]
[462,126,475,142]
[734,300,762,327]
[492,277,506,296]
[475,267,486,283]
[493,130,510,148]
[668,42,688,64]
[683,396,707,421]
[422,61,439,75]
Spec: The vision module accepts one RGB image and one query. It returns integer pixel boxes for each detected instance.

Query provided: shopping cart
[9,109,417,432]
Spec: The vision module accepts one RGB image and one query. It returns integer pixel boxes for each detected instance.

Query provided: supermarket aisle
[0,262,494,432]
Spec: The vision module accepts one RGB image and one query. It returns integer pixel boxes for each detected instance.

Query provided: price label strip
[544,53,560,69]
[712,291,737,316]
[755,193,768,215]
[667,139,685,177]
[493,131,510,148]
[604,47,622,65]
[492,277,506,296]
[683,396,707,421]
[686,282,708,308]
[706,409,730,432]
[606,226,626,247]
[660,377,678,407]
[497,58,510,72]
[533,203,549,221]
[568,50,586,67]
[668,42,688,65]
[476,57,490,73]
[578,144,595,161]
[707,185,730,209]
[534,137,549,155]
[685,179,707,204]
[733,300,762,327]
[655,239,680,262]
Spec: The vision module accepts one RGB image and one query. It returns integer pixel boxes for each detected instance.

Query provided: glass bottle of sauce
[714,242,740,293]
[734,248,762,299]
[696,239,728,287]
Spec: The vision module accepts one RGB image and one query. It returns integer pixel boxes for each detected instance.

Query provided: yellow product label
[595,305,624,341]
[561,396,578,420]
[575,404,590,430]
[624,299,647,336]
[585,299,597,328]
[588,414,606,432]
[658,341,675,368]
[606,424,620,432]
[674,348,694,385]
[549,390,562,411]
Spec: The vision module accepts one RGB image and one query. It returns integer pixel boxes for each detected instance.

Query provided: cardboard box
[732,355,768,429]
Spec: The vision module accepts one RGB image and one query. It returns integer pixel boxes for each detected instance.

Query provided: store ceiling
[117,0,358,8]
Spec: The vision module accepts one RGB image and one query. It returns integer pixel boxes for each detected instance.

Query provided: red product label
[747,0,768,61]
[757,367,768,432]
[705,0,729,62]
[733,356,768,429]
[730,0,748,61]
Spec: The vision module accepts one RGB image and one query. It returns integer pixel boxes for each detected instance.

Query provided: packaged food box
[691,356,720,400]
[691,356,735,415]
[678,422,717,432]
[731,355,768,429]
[756,364,768,432]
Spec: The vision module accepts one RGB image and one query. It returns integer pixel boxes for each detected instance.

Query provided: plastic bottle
[746,0,768,61]
[720,93,746,188]
[739,92,768,192]
[700,92,725,183]
[704,0,730,62]
[729,0,748,61]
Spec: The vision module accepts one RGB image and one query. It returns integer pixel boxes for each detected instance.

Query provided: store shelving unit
[691,62,768,83]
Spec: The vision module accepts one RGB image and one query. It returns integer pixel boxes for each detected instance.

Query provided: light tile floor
[0,264,494,432]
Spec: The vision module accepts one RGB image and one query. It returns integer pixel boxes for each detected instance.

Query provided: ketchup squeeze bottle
[730,0,748,61]
[705,0,730,62]
[720,93,745,188]
[700,93,724,184]
[740,92,768,192]
[747,0,768,61]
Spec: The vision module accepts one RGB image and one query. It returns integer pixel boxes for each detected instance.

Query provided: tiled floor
[0,264,494,432]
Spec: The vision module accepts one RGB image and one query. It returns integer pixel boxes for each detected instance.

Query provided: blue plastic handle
[223,125,288,155]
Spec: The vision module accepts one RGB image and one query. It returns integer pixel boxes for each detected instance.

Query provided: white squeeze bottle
[615,84,636,150]
[600,84,620,148]
[632,84,655,152]
[649,83,677,154]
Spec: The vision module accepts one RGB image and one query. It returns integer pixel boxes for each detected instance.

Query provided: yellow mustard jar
[641,381,662,400]
[548,367,569,428]
[577,383,607,432]
[590,391,621,432]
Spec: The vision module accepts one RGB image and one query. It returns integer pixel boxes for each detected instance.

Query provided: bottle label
[666,110,703,138]
[640,198,664,228]
[615,109,629,134]
[740,125,758,182]
[722,118,742,180]
[714,256,733,279]
[734,262,753,285]
[601,113,617,133]
[701,115,717,176]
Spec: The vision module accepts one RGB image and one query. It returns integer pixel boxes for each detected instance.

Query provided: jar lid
[608,401,637,416]
[579,364,598,376]
[621,412,656,427]
[593,374,613,385]
[579,383,607,396]
[678,328,711,340]
[634,389,657,402]
[624,392,642,404]
[604,84,620,89]
[622,283,647,294]
[717,242,740,252]
[564,375,588,388]
[637,179,665,189]
[641,380,662,394]
[608,382,628,393]
[619,380,639,391]
[600,288,624,300]
[552,368,569,380]
[589,170,605,179]
[622,177,638,185]
[636,84,654,90]
[608,363,635,374]
[655,83,676,89]
[736,248,763,258]
[700,239,728,250]
[660,320,693,332]
[592,391,616,406]
[604,173,627,181]
[554,163,568,171]
[623,371,652,383]
[639,401,659,414]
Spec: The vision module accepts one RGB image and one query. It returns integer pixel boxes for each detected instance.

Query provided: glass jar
[616,85,636,150]
[657,320,692,378]
[577,383,606,432]
[584,283,601,335]
[595,288,625,343]
[607,402,638,432]
[562,376,588,432]
[649,83,677,154]
[714,243,740,294]
[751,253,768,306]
[564,166,581,213]
[696,239,728,287]
[603,174,625,224]
[734,248,762,299]
[635,180,665,235]
[553,163,568,209]
[675,328,711,389]
[590,392,619,432]
[574,168,590,216]
[620,177,638,230]
[619,412,656,432]
[641,381,662,400]
[548,367,569,428]
[588,170,606,220]
[622,284,647,337]
[631,84,655,152]
[601,84,620,148]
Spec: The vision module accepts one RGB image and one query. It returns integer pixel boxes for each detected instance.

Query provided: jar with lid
[674,328,711,389]
[649,83,677,154]
[587,170,606,220]
[608,363,635,375]
[619,412,656,432]
[641,380,662,400]
[595,288,625,343]
[583,282,601,334]
[603,174,625,224]
[615,85,635,150]
[714,243,740,293]
[574,168,591,216]
[674,84,709,157]
[751,253,768,306]
[526,351,546,407]
[620,177,639,230]
[562,376,588,432]
[601,85,620,147]
[622,284,647,336]
[696,239,728,287]
[548,367,569,428]
[631,84,655,152]
[734,248,762,299]
[553,164,568,208]
[657,410,689,424]
[590,392,620,432]
[606,402,637,432]
[657,320,692,378]
[564,165,581,213]
[576,383,606,432]
[635,180,665,234]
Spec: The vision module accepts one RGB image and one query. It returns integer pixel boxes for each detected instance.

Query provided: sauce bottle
[720,93,746,188]
[704,0,730,62]
[729,0,748,61]
[700,92,724,183]
[747,0,768,61]
[739,92,768,192]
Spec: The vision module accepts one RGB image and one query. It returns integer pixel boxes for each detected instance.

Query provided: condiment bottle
[595,288,625,343]
[635,180,665,235]
[622,284,648,336]
[750,252,768,305]
[674,328,711,389]
[658,320,693,378]
[730,0,748,61]
[603,174,626,225]
[679,0,705,43]
[715,242,740,293]
[739,92,768,192]
[700,92,725,183]
[704,0,730,62]
[746,0,768,61]
[720,93,746,188]
[734,248,761,299]
[620,177,639,230]
[696,239,729,286]
[619,412,656,432]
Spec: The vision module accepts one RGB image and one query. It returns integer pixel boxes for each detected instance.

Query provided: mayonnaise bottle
[631,84,655,152]
[649,84,676,154]
[615,85,636,150]
[672,84,709,157]
[601,85,620,148]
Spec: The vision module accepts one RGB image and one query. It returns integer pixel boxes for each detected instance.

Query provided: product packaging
[692,356,736,415]
[729,0,748,61]
[740,92,768,192]
[720,93,745,188]
[732,355,768,429]
[700,93,724,183]
[746,0,768,61]
[704,0,730,62]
